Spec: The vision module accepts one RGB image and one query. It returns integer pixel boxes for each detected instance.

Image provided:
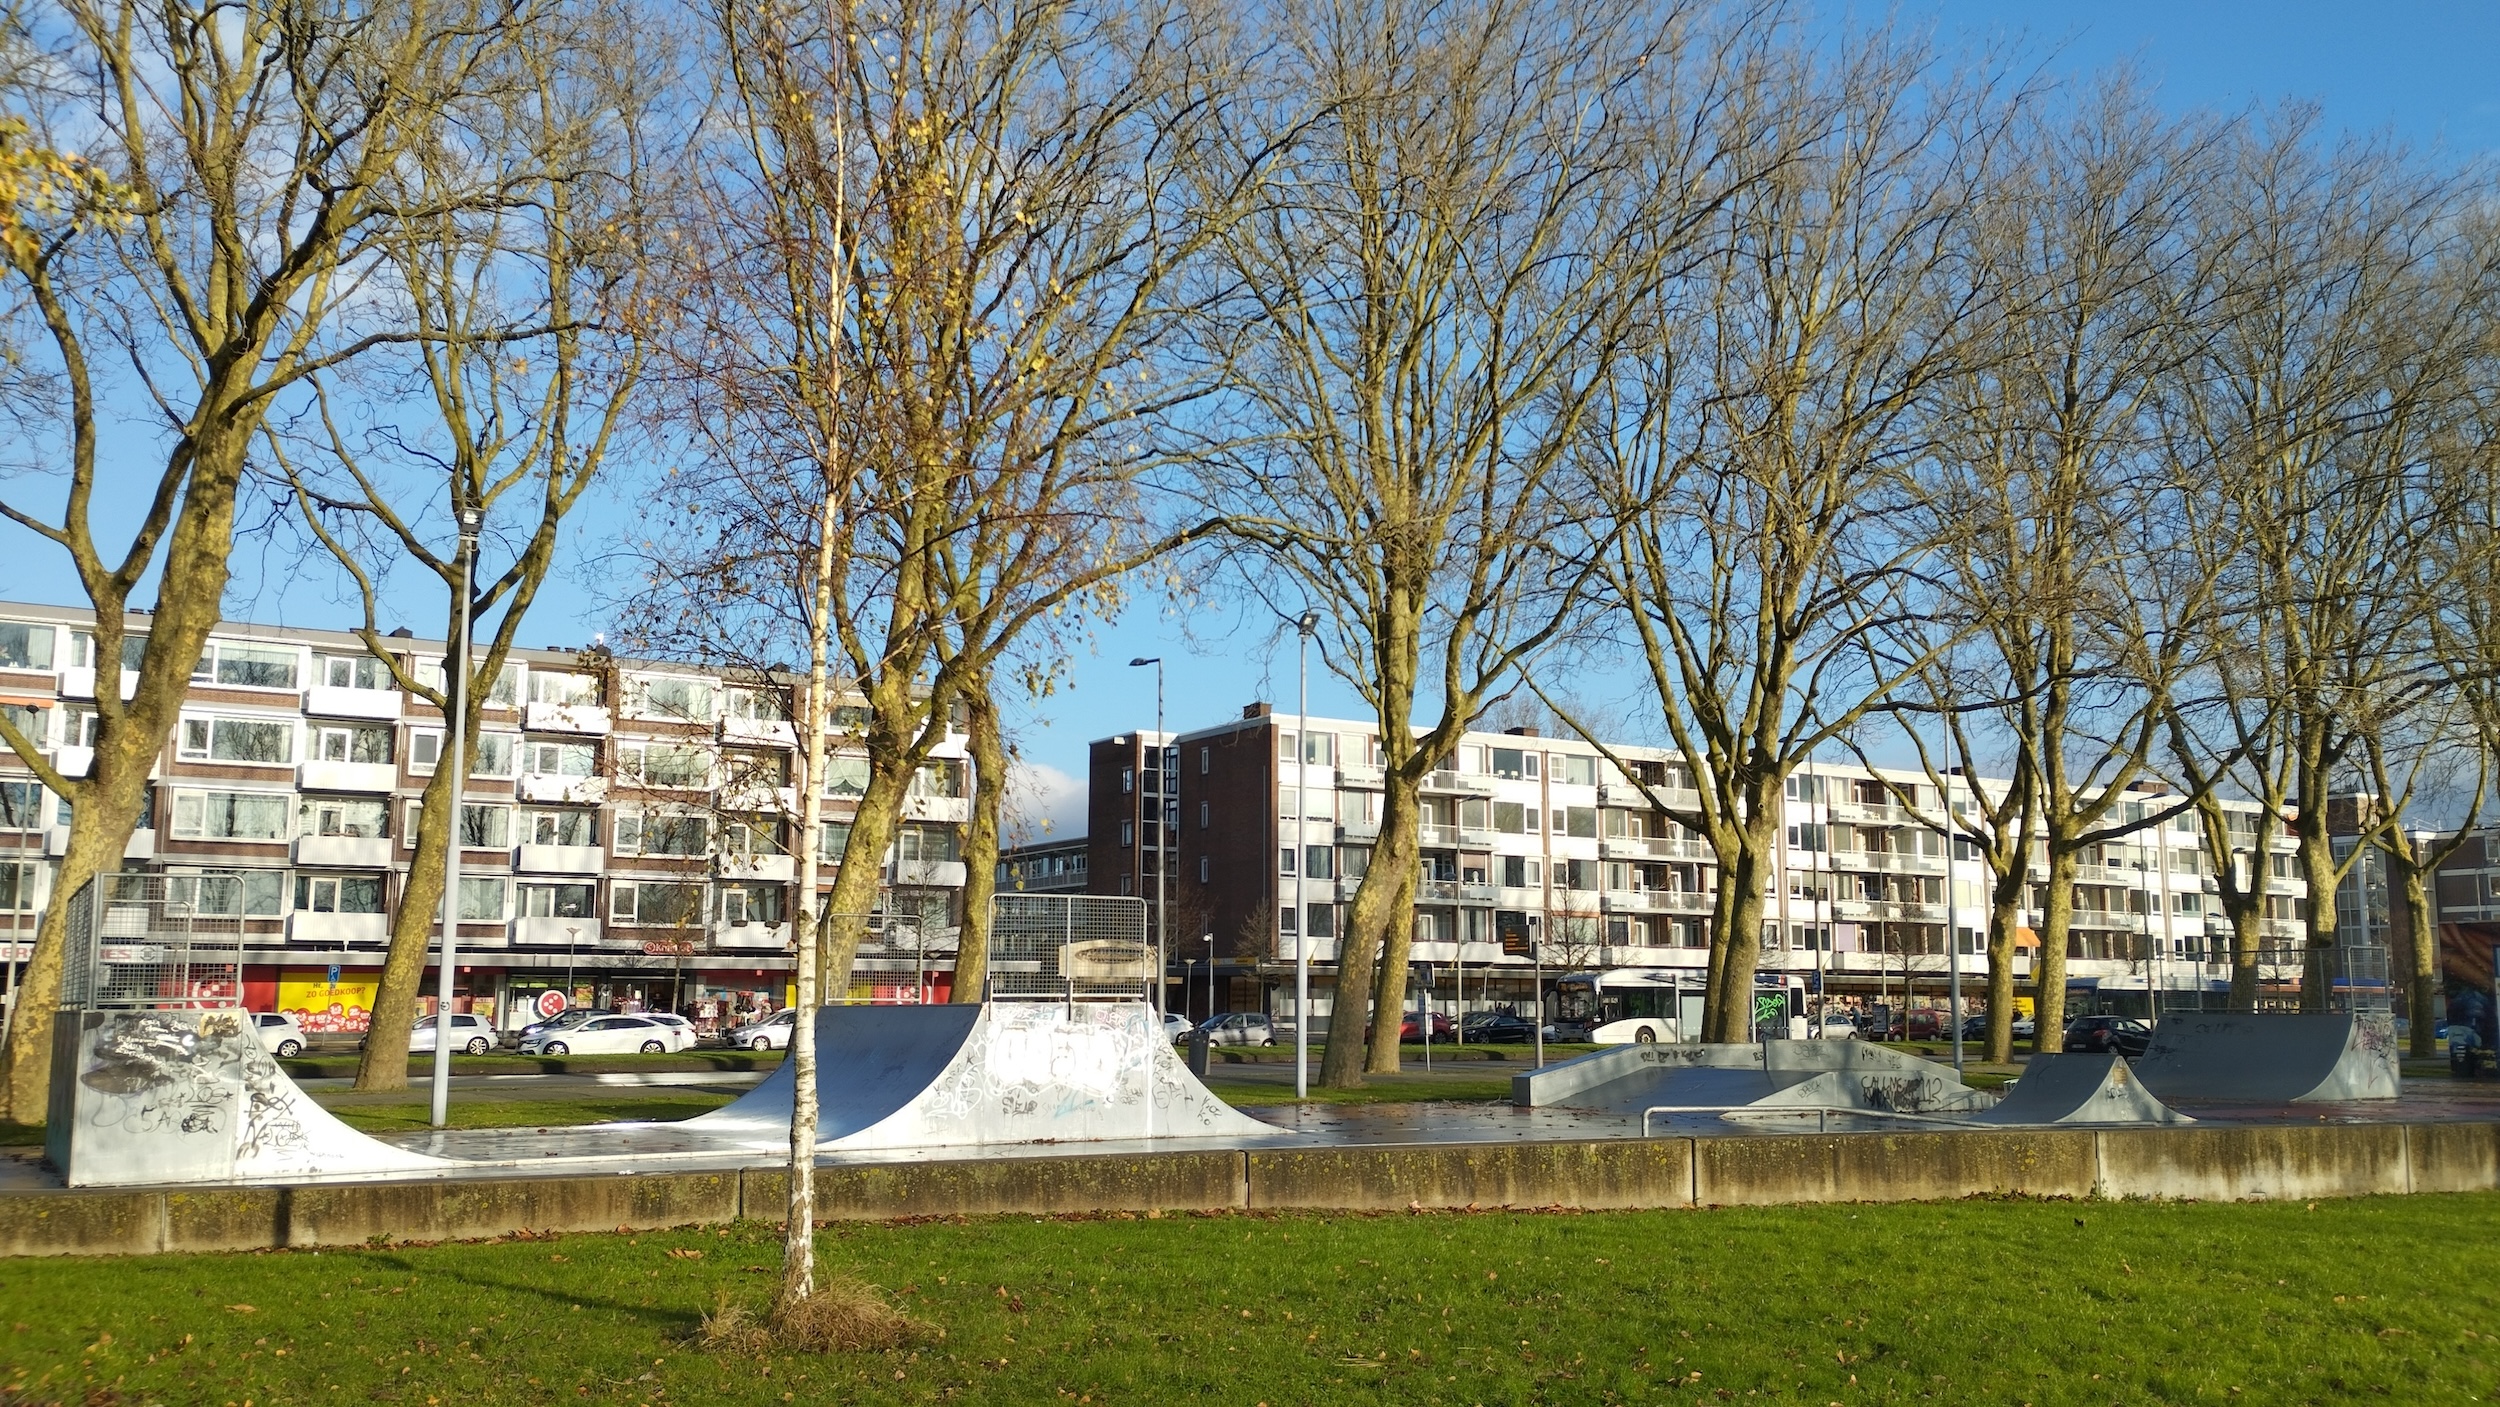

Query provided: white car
[1591,1016,1679,1045]
[385,1012,496,1056]
[1161,1012,1194,1043]
[717,1009,797,1051]
[522,1014,678,1055]
[251,1012,307,1058]
[1811,1016,1857,1040]
[640,1013,700,1052]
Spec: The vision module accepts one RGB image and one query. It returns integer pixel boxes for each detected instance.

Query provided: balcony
[1831,800,1913,826]
[1457,825,1496,848]
[1832,849,1944,875]
[304,685,403,721]
[518,773,609,805]
[516,843,604,875]
[53,745,92,779]
[122,828,154,860]
[1417,879,1460,904]
[514,915,602,946]
[299,759,399,793]
[524,700,612,735]
[1604,889,1715,915]
[294,834,393,867]
[902,793,971,825]
[722,716,797,748]
[889,858,967,888]
[1424,771,1495,794]
[286,911,389,944]
[1599,781,1702,812]
[1602,834,1716,862]
[1457,882,1497,906]
[1288,765,1337,792]
[714,920,792,951]
[1339,815,1381,843]
[1336,761,1384,789]
[1419,824,1460,848]
[721,851,796,882]
[58,666,138,701]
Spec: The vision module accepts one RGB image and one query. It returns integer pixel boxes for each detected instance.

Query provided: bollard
[1187,1028,1211,1078]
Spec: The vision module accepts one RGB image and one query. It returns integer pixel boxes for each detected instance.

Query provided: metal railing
[57,874,245,1011]
[1640,1103,1985,1136]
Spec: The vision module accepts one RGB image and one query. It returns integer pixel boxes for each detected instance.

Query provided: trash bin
[1186,1028,1211,1078]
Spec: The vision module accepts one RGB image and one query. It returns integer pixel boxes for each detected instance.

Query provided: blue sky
[5,0,2494,838]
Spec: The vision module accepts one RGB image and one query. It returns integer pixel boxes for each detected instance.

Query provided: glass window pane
[0,622,54,670]
[214,643,298,688]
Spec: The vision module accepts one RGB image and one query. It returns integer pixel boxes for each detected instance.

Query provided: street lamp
[1127,658,1165,1014]
[1204,932,1217,1020]
[1293,610,1316,1098]
[431,505,480,1130]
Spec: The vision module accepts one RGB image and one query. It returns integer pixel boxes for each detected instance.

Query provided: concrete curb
[1,1121,2492,1258]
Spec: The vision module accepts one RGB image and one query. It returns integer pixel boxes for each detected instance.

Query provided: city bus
[1553,969,1806,1044]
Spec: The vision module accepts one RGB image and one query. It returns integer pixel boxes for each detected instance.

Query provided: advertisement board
[277,971,379,1034]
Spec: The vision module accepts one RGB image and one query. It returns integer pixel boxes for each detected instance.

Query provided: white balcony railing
[518,773,609,805]
[53,745,93,779]
[515,843,604,875]
[721,851,796,882]
[303,685,403,721]
[1339,815,1382,842]
[286,911,389,944]
[299,760,399,793]
[890,858,967,888]
[513,915,601,946]
[523,700,612,735]
[902,794,971,825]
[1336,761,1384,789]
[294,834,393,868]
[721,716,797,748]
[714,920,792,950]
[1831,849,1944,875]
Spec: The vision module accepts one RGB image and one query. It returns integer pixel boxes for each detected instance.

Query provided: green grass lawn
[322,1091,742,1134]
[4,1194,2496,1405]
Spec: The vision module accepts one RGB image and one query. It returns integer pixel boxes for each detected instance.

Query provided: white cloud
[1003,759,1088,847]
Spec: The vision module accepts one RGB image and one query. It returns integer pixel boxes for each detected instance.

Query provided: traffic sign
[536,989,567,1019]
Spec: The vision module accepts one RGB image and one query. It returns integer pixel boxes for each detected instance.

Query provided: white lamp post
[1294,610,1315,1099]
[1128,657,1165,1013]
[430,506,480,1130]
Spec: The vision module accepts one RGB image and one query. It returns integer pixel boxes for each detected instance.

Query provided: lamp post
[430,506,480,1130]
[1294,610,1316,1099]
[1128,658,1165,1014]
[1204,932,1216,1020]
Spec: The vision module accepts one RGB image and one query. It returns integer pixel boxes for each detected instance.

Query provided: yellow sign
[278,971,380,1034]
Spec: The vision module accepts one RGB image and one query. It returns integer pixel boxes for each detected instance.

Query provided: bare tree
[1584,32,2004,1042]
[1194,0,1758,1085]
[270,10,661,1091]
[0,0,547,1122]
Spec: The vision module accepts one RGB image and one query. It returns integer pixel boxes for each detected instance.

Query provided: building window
[529,670,601,706]
[821,754,870,799]
[1119,874,1133,896]
[620,741,710,788]
[1120,820,1134,848]
[1199,746,1210,774]
[897,825,960,862]
[1555,754,1597,787]
[626,674,716,722]
[165,869,286,916]
[450,877,507,921]
[1304,845,1334,880]
[296,874,385,914]
[169,790,290,841]
[316,653,391,690]
[525,740,596,777]
[520,882,597,918]
[0,621,55,671]
[1494,801,1528,834]
[1307,904,1336,938]
[1198,855,1210,883]
[190,640,300,689]
[408,729,443,774]
[1279,904,1297,934]
[525,809,597,847]
[310,724,393,764]
[1122,766,1134,795]
[299,797,388,839]
[178,715,295,765]
[725,685,788,722]
[721,883,785,926]
[1198,801,1210,828]
[610,880,704,926]
[0,779,43,830]
[616,808,709,857]
[1279,847,1296,876]
[0,859,39,912]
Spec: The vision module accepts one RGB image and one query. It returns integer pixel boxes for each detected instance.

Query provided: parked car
[522,1014,677,1055]
[641,1013,701,1052]
[1198,1012,1277,1047]
[1810,1015,1857,1040]
[519,1007,602,1043]
[1161,1012,1195,1043]
[2063,1015,2153,1058]
[377,1012,496,1056]
[717,1008,798,1050]
[1458,1011,1539,1043]
[1398,1011,1454,1041]
[251,1012,306,1058]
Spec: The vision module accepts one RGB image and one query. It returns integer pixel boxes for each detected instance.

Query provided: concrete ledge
[1693,1130,2097,1207]
[750,1152,1248,1223]
[0,1189,164,1257]
[2095,1124,2410,1202]
[2406,1122,2500,1195]
[4,1120,2493,1258]
[1247,1140,1694,1212]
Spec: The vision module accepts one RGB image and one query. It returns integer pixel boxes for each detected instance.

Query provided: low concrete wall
[3,1121,2493,1257]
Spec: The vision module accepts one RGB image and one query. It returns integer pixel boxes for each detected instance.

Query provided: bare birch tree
[0,0,544,1122]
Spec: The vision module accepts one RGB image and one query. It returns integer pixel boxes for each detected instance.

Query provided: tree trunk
[2387,848,2435,1059]
[2032,848,2076,1054]
[0,788,147,1123]
[950,678,1004,1004]
[1325,780,1416,1086]
[1984,887,2022,1065]
[1704,802,1779,1042]
[358,742,462,1091]
[2294,820,2340,1016]
[2226,899,2264,1012]
[1362,778,1427,1077]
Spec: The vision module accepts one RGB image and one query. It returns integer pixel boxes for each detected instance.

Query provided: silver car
[1197,1012,1277,1047]
[718,1008,798,1050]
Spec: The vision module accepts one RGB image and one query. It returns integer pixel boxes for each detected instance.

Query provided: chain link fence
[56,874,245,1011]
[987,893,1152,1001]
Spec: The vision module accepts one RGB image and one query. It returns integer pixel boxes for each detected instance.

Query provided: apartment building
[1072,702,2307,1025]
[0,603,972,1034]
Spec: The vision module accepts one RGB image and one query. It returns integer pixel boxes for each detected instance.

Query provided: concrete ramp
[1969,1054,2192,1126]
[695,1001,1279,1151]
[48,1009,447,1188]
[1516,1039,1996,1116]
[2134,1013,2400,1103]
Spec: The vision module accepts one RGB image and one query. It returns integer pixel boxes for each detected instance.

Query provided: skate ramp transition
[46,1008,447,1189]
[691,1000,1280,1150]
[1514,1040,1996,1119]
[2133,1012,2400,1103]
[1966,1054,2192,1126]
